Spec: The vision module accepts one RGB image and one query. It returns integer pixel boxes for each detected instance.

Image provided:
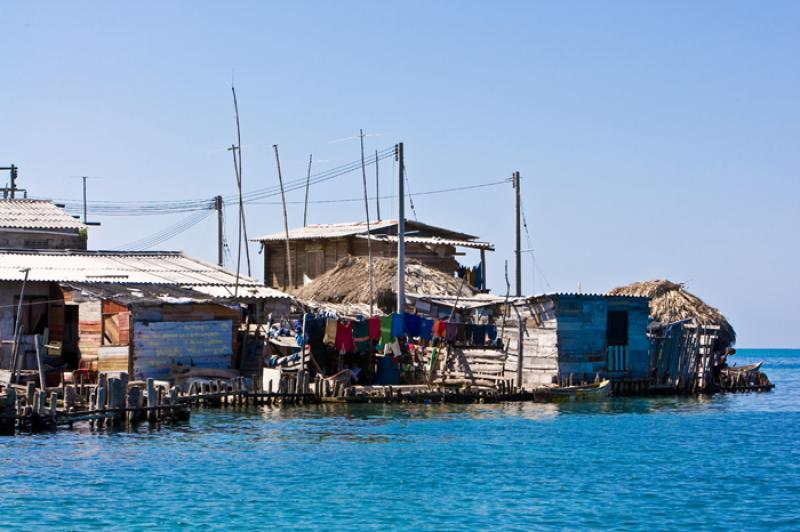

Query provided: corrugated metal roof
[0,250,290,298]
[252,220,398,242]
[252,219,480,243]
[515,292,650,304]
[192,285,292,301]
[357,234,494,251]
[0,199,86,230]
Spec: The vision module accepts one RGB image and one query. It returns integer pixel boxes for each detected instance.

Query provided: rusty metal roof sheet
[0,250,290,299]
[0,199,86,230]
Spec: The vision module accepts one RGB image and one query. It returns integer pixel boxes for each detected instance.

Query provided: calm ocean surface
[1,348,798,531]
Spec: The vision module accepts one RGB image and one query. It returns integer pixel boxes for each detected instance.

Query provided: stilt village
[0,151,773,436]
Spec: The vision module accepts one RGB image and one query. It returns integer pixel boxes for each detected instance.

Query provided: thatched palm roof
[292,256,475,307]
[609,280,735,346]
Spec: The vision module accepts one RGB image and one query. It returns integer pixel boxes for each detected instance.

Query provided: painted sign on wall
[133,319,232,380]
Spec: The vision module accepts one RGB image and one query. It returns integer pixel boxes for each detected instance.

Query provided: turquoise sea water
[1,348,798,531]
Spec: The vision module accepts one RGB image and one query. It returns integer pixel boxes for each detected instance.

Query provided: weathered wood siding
[554,295,650,381]
[0,281,50,369]
[265,237,461,289]
[504,298,560,387]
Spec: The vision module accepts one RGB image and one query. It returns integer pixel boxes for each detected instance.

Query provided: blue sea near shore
[1,349,799,531]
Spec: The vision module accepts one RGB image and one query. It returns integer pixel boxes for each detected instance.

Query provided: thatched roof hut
[291,256,476,308]
[609,280,735,346]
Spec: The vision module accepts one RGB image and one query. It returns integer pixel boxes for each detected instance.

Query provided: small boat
[725,362,763,373]
[550,379,611,401]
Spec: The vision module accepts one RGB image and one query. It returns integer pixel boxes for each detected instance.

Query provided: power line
[244,178,513,206]
[50,147,397,216]
[115,209,213,250]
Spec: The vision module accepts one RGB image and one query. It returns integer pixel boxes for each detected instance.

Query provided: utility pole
[513,171,523,391]
[9,268,30,384]
[375,149,381,221]
[513,171,522,297]
[229,145,243,296]
[81,176,88,223]
[303,154,312,227]
[273,145,293,288]
[10,165,17,198]
[1,165,20,199]
[359,130,374,315]
[215,195,224,267]
[396,143,405,313]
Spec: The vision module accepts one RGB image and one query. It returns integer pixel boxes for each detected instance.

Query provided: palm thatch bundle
[292,256,475,306]
[609,280,735,346]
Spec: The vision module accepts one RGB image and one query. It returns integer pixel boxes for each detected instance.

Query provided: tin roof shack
[0,249,295,383]
[63,284,241,382]
[253,219,494,291]
[506,294,650,389]
[0,199,87,250]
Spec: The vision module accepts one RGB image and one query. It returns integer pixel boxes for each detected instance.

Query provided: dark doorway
[62,305,80,369]
[607,310,629,346]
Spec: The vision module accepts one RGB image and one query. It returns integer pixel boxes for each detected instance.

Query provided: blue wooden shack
[514,293,651,386]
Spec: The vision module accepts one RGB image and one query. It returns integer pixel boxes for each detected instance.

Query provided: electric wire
[115,209,213,250]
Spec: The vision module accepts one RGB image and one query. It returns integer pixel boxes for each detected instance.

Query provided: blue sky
[1,1,798,347]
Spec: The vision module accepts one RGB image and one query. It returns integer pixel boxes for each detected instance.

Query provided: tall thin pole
[513,170,524,390]
[375,149,381,221]
[273,145,293,288]
[396,143,405,313]
[229,146,243,296]
[81,176,88,224]
[231,85,251,276]
[303,154,313,227]
[513,171,522,297]
[9,268,30,383]
[215,195,224,267]
[359,130,374,315]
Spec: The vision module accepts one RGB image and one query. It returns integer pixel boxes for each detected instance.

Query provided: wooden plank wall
[77,299,102,359]
[503,297,560,387]
[265,237,463,289]
[266,239,350,289]
[608,298,650,379]
[555,296,651,382]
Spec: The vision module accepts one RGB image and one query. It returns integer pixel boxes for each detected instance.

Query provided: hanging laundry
[391,313,405,338]
[445,322,459,342]
[472,324,487,346]
[380,315,393,344]
[456,323,467,342]
[374,354,400,385]
[383,339,402,358]
[419,318,434,341]
[487,324,498,342]
[323,318,338,346]
[429,347,440,373]
[352,320,371,352]
[433,320,447,338]
[368,316,382,340]
[404,313,421,338]
[304,315,325,345]
[335,320,355,353]
[465,324,477,345]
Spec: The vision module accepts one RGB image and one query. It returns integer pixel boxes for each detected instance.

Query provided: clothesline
[287,312,500,354]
